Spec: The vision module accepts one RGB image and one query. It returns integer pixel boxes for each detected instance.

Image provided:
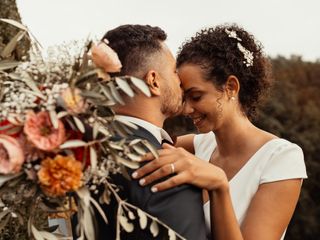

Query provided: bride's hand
[131,143,228,192]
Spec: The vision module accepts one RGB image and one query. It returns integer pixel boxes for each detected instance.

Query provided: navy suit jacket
[91,126,207,240]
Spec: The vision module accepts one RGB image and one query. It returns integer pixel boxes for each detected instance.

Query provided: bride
[132,24,307,240]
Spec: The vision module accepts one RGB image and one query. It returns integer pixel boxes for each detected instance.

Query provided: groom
[95,24,206,240]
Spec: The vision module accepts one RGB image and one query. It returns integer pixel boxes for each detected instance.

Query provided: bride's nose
[182,101,194,115]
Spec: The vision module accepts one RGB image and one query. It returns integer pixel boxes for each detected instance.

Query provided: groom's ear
[145,70,161,96]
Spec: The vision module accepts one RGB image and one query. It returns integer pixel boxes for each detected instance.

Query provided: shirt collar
[115,115,173,144]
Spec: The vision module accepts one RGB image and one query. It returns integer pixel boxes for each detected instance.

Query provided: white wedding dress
[194,132,308,240]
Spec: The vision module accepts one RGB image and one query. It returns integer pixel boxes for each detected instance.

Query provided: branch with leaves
[0,19,185,240]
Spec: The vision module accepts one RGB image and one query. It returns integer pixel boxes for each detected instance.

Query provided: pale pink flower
[91,41,122,73]
[24,111,66,151]
[0,134,25,174]
[61,88,87,114]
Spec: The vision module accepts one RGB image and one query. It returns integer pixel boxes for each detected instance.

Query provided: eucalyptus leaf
[92,121,99,139]
[130,76,151,97]
[109,142,124,150]
[119,215,134,232]
[77,187,91,206]
[82,205,95,240]
[99,83,116,102]
[128,211,135,220]
[150,220,159,237]
[115,77,134,97]
[129,139,142,146]
[49,110,58,129]
[89,146,97,170]
[127,153,142,162]
[1,30,26,58]
[0,60,20,71]
[137,209,147,230]
[57,111,68,119]
[39,231,59,240]
[0,209,10,221]
[142,140,159,158]
[132,145,147,155]
[0,18,28,31]
[31,225,45,240]
[99,188,111,205]
[59,140,87,149]
[117,156,140,169]
[73,116,85,133]
[0,214,10,231]
[23,73,45,98]
[89,196,108,224]
[109,81,125,105]
[168,229,177,240]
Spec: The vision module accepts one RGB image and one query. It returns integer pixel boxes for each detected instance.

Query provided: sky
[16,0,320,61]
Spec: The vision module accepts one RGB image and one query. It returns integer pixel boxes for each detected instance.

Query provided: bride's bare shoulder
[175,134,196,154]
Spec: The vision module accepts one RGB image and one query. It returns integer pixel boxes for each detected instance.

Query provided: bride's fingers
[150,172,188,192]
[132,155,172,179]
[138,161,183,186]
[140,146,175,162]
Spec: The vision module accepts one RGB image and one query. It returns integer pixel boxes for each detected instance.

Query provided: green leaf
[115,77,134,97]
[82,205,95,240]
[108,81,125,105]
[0,18,28,31]
[1,30,26,58]
[59,140,87,149]
[137,209,147,230]
[0,60,20,71]
[0,214,10,231]
[130,76,151,97]
[132,144,147,155]
[89,146,97,170]
[49,110,58,129]
[90,196,108,224]
[73,116,85,133]
[31,225,45,240]
[119,215,134,232]
[117,156,140,169]
[127,153,142,162]
[99,83,116,103]
[150,220,159,237]
[142,140,159,158]
[0,209,10,221]
[39,231,59,240]
[168,229,177,240]
[77,187,91,206]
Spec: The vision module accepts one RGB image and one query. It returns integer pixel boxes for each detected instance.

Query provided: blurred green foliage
[165,55,320,240]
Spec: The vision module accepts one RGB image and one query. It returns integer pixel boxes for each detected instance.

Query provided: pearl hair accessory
[225,29,254,67]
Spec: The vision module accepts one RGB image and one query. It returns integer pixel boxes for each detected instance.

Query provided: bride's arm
[209,179,302,240]
[174,134,196,153]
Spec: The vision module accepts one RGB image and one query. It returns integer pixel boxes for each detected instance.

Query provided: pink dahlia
[0,134,25,174]
[91,41,122,73]
[24,111,66,151]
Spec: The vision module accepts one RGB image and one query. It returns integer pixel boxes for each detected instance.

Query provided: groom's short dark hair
[102,24,167,77]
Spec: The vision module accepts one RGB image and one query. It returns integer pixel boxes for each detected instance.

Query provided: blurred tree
[0,0,30,61]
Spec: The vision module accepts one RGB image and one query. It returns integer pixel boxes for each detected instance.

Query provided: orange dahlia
[38,155,83,197]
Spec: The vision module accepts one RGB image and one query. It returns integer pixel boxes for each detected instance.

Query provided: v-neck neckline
[226,138,281,184]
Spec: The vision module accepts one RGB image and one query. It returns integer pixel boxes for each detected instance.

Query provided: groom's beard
[160,88,183,117]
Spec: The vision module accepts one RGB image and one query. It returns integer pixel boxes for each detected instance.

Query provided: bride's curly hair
[177,23,272,119]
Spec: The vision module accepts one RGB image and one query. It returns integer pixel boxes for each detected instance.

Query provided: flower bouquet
[0,19,183,240]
